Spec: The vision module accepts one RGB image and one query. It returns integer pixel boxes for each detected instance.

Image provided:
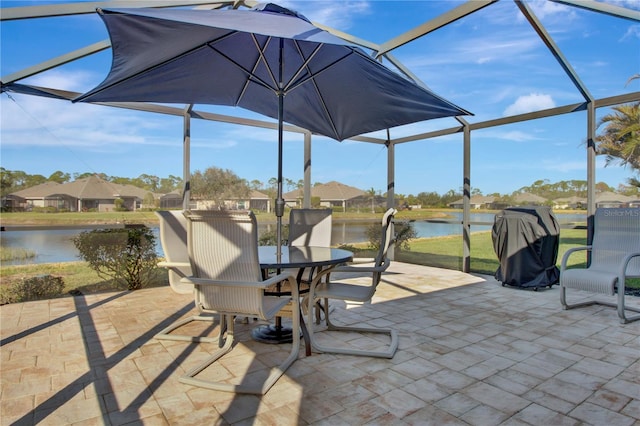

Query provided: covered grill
[492,206,560,290]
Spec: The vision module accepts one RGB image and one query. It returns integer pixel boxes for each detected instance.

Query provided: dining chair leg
[155,314,225,344]
[307,296,398,359]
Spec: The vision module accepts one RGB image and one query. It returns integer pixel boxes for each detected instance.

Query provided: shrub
[73,226,158,290]
[259,225,289,246]
[113,198,128,212]
[365,219,417,251]
[32,206,58,213]
[394,220,418,251]
[2,275,66,304]
[0,247,36,262]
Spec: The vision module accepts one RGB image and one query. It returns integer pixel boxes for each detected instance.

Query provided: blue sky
[1,0,639,196]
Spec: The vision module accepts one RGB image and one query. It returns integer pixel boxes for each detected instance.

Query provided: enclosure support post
[182,104,193,211]
[303,132,311,209]
[462,124,471,273]
[387,133,395,260]
[586,101,596,249]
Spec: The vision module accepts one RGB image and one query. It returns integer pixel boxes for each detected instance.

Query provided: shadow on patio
[1,262,639,425]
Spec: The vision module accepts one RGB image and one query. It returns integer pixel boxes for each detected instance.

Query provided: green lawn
[0,209,447,226]
[2,215,637,304]
[394,228,638,289]
[395,228,587,275]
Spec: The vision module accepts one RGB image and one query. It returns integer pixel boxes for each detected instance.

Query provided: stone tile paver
[1,262,639,425]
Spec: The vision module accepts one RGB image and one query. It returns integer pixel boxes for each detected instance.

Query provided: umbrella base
[251,323,294,344]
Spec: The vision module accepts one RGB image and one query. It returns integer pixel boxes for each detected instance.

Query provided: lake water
[1,212,585,265]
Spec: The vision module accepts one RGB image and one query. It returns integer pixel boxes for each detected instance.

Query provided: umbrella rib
[288,40,344,140]
[206,43,278,97]
[281,42,323,92]
[251,34,280,92]
[233,35,277,107]
[285,47,354,93]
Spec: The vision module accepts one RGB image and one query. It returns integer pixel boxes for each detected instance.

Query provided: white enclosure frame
[2,0,639,271]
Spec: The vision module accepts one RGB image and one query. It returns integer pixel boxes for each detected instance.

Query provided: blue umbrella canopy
[75,4,470,141]
[76,3,471,249]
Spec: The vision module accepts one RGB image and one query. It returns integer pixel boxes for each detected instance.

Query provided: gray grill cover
[492,206,560,288]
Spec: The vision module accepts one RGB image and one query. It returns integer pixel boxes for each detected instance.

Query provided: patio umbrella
[75,3,471,254]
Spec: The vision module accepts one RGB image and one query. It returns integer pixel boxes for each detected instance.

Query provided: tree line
[2,101,638,205]
[3,164,638,209]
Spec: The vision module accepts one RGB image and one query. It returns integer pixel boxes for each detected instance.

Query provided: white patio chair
[155,210,193,294]
[560,207,640,324]
[179,210,299,394]
[306,208,399,358]
[288,208,333,247]
[288,208,333,285]
[155,210,224,344]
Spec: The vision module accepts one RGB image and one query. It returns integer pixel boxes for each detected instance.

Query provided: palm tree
[595,102,640,186]
[367,187,377,213]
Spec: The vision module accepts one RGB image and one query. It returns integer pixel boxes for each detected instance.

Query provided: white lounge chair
[560,207,640,324]
[306,208,399,358]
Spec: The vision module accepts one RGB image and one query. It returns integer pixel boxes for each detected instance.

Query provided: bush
[113,198,128,212]
[1,275,65,304]
[32,206,58,213]
[365,219,417,251]
[0,247,36,262]
[73,226,158,290]
[259,225,289,246]
[394,220,419,251]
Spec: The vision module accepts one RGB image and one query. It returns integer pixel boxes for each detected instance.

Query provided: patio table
[255,245,353,355]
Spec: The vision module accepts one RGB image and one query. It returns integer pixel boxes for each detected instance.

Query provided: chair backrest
[155,210,192,294]
[288,208,332,247]
[375,208,397,268]
[592,208,640,277]
[184,210,265,315]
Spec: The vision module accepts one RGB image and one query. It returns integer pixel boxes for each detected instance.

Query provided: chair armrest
[181,271,298,291]
[349,257,376,264]
[619,252,640,278]
[158,261,191,270]
[560,245,591,272]
[311,257,391,285]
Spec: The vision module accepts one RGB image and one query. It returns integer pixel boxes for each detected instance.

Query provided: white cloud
[283,1,371,30]
[541,159,585,173]
[503,93,556,116]
[541,157,609,173]
[526,0,574,20]
[621,24,640,41]
[499,130,538,142]
[28,69,100,93]
[605,0,640,11]
[0,92,175,149]
[471,129,541,143]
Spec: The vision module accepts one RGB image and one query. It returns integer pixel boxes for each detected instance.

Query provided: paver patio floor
[1,262,639,425]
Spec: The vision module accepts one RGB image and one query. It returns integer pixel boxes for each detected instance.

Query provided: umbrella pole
[274,40,286,333]
[275,89,284,258]
[275,39,285,260]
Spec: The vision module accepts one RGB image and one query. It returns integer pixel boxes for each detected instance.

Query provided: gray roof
[595,191,636,203]
[10,175,149,200]
[11,181,62,198]
[450,195,496,205]
[513,192,547,203]
[58,175,149,199]
[553,196,586,204]
[250,190,269,199]
[283,181,365,201]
